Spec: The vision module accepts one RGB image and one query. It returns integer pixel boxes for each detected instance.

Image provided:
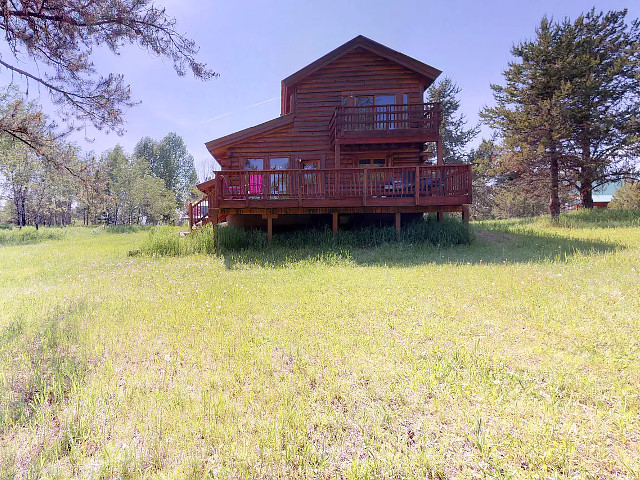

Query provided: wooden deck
[190,164,471,228]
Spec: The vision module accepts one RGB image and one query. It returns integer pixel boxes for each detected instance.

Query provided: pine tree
[483,10,640,216]
[425,78,479,164]
[558,9,640,208]
[482,17,570,216]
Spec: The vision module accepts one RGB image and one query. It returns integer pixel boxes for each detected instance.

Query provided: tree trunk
[579,176,594,209]
[580,138,594,208]
[549,148,560,218]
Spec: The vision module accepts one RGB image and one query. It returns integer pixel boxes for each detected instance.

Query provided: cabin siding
[218,48,426,170]
[194,36,471,233]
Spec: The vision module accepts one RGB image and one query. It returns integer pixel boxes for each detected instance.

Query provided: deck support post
[188,203,193,229]
[395,211,401,240]
[461,205,470,224]
[332,212,338,235]
[437,211,443,223]
[414,166,420,205]
[262,213,277,245]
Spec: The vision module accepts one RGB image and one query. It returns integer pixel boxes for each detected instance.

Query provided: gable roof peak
[282,35,441,90]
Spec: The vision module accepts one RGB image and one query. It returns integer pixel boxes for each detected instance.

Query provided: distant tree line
[0,89,199,227]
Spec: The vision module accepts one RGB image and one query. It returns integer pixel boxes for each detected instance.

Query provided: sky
[2,0,638,180]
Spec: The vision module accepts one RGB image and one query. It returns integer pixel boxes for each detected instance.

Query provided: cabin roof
[281,35,442,90]
[205,114,294,157]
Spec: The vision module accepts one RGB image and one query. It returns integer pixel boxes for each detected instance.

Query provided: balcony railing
[329,102,441,144]
[192,165,470,222]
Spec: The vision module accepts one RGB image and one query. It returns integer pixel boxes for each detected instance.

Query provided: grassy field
[0,212,638,479]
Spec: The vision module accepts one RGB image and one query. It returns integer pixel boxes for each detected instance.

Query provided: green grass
[0,210,639,478]
[0,226,65,245]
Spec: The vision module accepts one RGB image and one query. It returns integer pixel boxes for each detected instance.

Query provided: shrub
[140,227,181,256]
[141,216,473,257]
[0,226,65,245]
[609,182,640,210]
[141,224,216,256]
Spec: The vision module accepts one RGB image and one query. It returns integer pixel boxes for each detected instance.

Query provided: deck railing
[198,164,470,210]
[188,196,209,228]
[329,102,441,144]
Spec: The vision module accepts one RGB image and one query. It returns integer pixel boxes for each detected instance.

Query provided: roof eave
[204,114,294,158]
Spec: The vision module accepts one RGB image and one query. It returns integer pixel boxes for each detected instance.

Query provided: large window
[269,157,289,196]
[375,95,395,129]
[350,95,398,130]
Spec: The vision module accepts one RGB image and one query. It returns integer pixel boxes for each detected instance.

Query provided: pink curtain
[249,174,263,194]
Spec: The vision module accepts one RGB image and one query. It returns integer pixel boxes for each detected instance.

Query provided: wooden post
[262,213,277,244]
[188,203,193,229]
[395,211,401,240]
[332,212,338,235]
[335,142,341,169]
[414,166,420,205]
[363,169,368,206]
[462,205,470,224]
[437,211,443,223]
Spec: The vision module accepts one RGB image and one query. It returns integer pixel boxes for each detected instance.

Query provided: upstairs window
[245,158,264,170]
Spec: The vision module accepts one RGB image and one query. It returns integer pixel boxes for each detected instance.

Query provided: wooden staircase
[187,197,226,229]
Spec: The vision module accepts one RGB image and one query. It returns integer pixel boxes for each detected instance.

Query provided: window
[401,93,410,128]
[269,157,289,170]
[355,96,374,107]
[359,159,386,167]
[301,160,319,169]
[300,160,320,195]
[269,157,289,196]
[353,96,374,131]
[350,95,398,130]
[245,158,264,170]
[375,95,395,129]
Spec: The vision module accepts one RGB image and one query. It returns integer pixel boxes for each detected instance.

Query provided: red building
[190,36,472,239]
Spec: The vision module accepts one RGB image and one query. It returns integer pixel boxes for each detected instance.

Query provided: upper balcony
[329,102,441,146]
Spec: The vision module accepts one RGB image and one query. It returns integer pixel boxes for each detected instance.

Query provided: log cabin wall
[216,47,427,170]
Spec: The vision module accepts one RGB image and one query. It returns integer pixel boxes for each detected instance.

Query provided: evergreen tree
[426,78,479,164]
[558,9,640,208]
[0,1,215,166]
[609,182,640,209]
[483,17,577,217]
[483,10,640,216]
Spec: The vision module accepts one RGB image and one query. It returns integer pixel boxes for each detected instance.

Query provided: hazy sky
[3,0,638,179]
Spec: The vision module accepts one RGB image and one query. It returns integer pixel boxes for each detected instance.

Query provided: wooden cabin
[190,35,472,239]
